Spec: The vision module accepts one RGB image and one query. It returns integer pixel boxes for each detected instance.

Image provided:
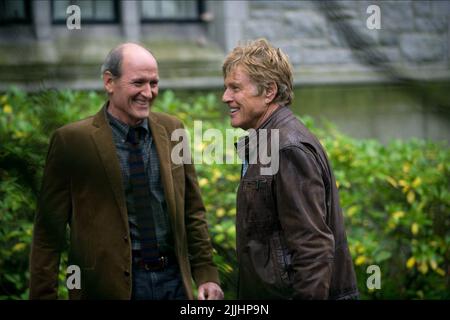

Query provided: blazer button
[124,270,130,277]
[123,236,128,242]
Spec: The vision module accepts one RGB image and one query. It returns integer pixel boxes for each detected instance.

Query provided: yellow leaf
[225,174,240,182]
[346,206,358,218]
[199,178,208,187]
[435,268,446,277]
[412,177,422,188]
[212,169,222,180]
[355,256,366,266]
[407,190,415,204]
[194,142,205,152]
[392,211,405,220]
[3,104,12,114]
[0,95,7,104]
[223,264,234,273]
[430,260,437,270]
[398,179,408,187]
[406,257,416,269]
[411,223,419,235]
[356,245,365,254]
[418,261,428,274]
[12,243,26,252]
[403,163,410,174]
[13,131,26,139]
[226,225,235,237]
[385,176,398,188]
[216,208,225,218]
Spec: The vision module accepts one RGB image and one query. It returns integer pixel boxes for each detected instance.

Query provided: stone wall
[236,0,449,83]
[0,0,448,142]
[0,0,449,90]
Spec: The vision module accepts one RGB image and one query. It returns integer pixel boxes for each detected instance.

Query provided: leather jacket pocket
[269,231,294,291]
[246,235,294,298]
[241,177,275,235]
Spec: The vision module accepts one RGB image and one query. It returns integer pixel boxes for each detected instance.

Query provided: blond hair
[222,38,294,106]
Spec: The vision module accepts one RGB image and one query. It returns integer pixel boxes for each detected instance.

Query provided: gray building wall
[0,0,449,89]
[0,0,449,142]
[226,0,450,84]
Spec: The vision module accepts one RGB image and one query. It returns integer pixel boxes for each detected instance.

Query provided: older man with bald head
[29,43,223,300]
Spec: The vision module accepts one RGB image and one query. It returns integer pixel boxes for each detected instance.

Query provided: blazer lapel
[91,105,129,228]
[148,113,178,229]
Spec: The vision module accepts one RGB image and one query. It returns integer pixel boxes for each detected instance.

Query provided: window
[141,0,204,22]
[52,0,118,23]
[0,0,31,24]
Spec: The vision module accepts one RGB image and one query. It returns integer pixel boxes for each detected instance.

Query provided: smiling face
[222,65,277,130]
[104,45,159,126]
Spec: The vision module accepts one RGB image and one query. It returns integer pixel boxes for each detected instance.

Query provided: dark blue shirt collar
[105,105,149,139]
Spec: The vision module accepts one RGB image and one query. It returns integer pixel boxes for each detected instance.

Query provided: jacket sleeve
[29,130,71,299]
[177,123,220,287]
[275,145,335,299]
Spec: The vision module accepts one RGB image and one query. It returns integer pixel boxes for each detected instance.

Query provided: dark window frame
[0,0,32,25]
[51,0,120,25]
[140,0,205,23]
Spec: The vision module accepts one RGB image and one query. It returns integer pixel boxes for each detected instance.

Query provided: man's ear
[103,71,115,95]
[264,82,278,104]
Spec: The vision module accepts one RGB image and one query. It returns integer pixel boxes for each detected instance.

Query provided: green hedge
[0,88,449,299]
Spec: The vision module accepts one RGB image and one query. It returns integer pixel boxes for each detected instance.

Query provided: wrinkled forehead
[229,62,254,78]
[224,65,260,96]
[224,60,244,77]
[224,65,251,83]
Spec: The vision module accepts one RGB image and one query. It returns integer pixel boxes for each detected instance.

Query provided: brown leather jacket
[236,106,358,300]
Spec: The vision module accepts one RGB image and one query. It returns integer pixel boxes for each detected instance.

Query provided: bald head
[101,42,156,78]
[102,42,159,126]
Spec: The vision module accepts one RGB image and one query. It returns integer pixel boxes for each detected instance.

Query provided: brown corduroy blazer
[29,104,219,299]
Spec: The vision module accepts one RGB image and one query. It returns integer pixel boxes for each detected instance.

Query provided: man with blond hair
[222,39,358,299]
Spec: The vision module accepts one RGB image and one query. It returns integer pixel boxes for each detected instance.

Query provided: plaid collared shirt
[106,109,173,254]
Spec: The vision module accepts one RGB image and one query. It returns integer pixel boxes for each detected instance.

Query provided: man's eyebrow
[130,77,145,82]
[130,77,159,82]
[225,81,239,87]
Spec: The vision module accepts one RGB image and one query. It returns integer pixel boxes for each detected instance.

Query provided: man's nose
[222,88,232,103]
[141,83,152,99]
